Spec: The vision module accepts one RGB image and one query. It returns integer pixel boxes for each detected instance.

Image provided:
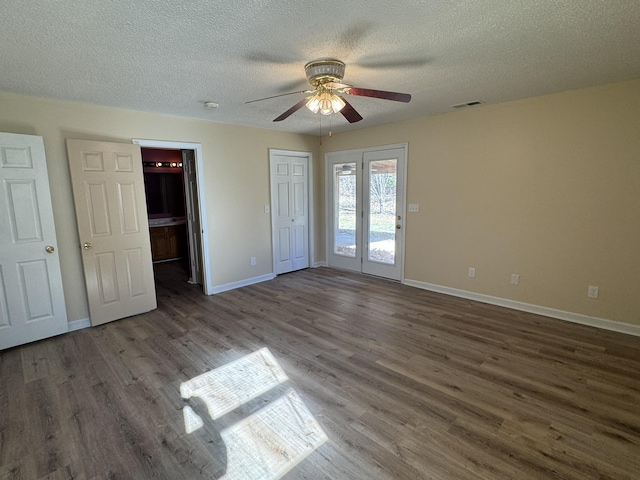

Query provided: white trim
[404,279,640,337]
[268,149,315,274]
[313,261,326,268]
[210,273,276,295]
[68,317,91,332]
[132,139,213,295]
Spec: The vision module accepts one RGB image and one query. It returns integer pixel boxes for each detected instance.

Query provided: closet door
[0,132,68,350]
[270,153,310,274]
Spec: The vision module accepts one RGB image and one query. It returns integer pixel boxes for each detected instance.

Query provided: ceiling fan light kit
[306,89,346,115]
[247,58,411,124]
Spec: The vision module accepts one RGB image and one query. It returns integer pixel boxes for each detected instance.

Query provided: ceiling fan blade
[324,82,352,91]
[340,97,363,123]
[273,97,309,122]
[345,87,411,103]
[246,90,312,104]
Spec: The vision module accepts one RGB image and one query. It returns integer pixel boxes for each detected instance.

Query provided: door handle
[83,242,93,250]
[396,225,401,229]
[45,245,55,253]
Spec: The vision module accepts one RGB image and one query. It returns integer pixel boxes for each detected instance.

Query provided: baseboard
[68,317,91,332]
[403,279,640,337]
[313,261,327,268]
[210,273,276,295]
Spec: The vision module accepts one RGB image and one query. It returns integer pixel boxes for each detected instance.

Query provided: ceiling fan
[246,59,411,123]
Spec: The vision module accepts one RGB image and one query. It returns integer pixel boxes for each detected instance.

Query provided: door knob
[45,245,55,253]
[83,242,93,250]
[396,225,401,229]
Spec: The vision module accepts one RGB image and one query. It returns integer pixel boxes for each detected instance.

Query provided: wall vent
[452,100,483,109]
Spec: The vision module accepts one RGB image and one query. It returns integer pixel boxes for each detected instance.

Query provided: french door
[326,145,406,281]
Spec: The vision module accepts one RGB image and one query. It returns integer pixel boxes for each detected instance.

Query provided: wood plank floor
[1,262,640,479]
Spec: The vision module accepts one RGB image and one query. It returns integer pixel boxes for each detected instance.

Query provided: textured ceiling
[2,1,640,135]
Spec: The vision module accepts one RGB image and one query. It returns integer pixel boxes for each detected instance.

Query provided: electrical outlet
[588,285,599,299]
[408,204,419,213]
[250,257,256,266]
[511,274,520,285]
[468,267,476,278]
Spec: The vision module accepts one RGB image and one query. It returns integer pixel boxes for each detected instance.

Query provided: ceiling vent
[451,100,483,109]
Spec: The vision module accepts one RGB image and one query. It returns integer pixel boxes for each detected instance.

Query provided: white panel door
[0,133,68,350]
[66,139,156,326]
[270,154,309,275]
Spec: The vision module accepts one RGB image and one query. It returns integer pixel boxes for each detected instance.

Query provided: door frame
[268,149,315,274]
[325,143,408,281]
[132,139,212,294]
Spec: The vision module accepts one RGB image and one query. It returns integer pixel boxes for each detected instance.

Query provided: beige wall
[2,78,638,329]
[320,78,640,326]
[0,92,320,322]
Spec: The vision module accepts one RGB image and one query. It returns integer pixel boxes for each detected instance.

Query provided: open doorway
[133,139,210,294]
[141,147,191,277]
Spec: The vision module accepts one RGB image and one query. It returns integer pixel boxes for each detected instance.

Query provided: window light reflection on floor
[179,347,327,480]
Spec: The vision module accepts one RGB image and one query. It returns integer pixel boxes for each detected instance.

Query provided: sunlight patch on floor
[220,389,328,480]
[180,348,327,479]
[180,347,288,421]
[182,405,204,434]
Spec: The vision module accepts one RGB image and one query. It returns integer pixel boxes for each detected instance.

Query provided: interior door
[270,153,309,275]
[0,132,68,350]
[66,139,157,326]
[182,150,203,285]
[327,146,407,281]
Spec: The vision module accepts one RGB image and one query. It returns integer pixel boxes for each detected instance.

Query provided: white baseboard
[210,273,276,295]
[313,261,327,268]
[68,317,91,332]
[403,279,640,337]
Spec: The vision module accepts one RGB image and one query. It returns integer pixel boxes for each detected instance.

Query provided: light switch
[408,204,419,213]
[264,205,270,214]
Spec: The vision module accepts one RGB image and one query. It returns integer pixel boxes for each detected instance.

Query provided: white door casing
[326,144,407,282]
[0,133,68,350]
[133,139,211,295]
[182,149,204,285]
[66,139,157,326]
[270,152,310,275]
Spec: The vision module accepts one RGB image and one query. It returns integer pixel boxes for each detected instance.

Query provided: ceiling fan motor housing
[305,59,345,86]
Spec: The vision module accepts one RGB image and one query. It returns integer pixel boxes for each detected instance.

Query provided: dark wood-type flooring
[1,262,640,479]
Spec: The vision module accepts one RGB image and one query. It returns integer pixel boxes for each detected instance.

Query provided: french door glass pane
[368,159,396,264]
[334,163,356,257]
